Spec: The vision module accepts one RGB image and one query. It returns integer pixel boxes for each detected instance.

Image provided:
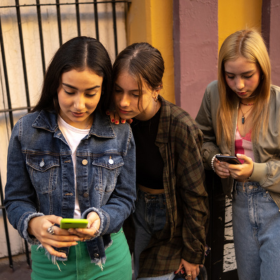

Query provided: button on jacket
[4,110,136,265]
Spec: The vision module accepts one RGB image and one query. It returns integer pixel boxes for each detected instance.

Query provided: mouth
[72,112,85,117]
[236,91,247,96]
[118,108,131,114]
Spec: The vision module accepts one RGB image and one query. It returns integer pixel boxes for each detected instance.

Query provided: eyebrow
[115,83,139,93]
[62,83,100,91]
[225,70,255,75]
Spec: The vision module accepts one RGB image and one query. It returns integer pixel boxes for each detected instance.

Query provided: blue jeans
[133,189,171,279]
[233,181,280,280]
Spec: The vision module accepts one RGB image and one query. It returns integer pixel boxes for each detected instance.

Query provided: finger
[127,118,133,124]
[46,215,63,226]
[114,114,120,124]
[42,237,78,249]
[43,244,67,259]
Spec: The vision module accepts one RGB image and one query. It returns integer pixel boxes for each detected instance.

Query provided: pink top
[235,126,255,163]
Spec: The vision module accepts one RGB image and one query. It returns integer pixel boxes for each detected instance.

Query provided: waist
[138,184,164,194]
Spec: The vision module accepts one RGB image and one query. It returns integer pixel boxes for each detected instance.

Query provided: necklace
[240,104,253,124]
[240,101,254,106]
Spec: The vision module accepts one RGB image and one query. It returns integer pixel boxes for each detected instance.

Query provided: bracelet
[211,154,220,172]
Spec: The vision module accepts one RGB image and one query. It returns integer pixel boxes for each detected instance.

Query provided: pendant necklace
[240,103,254,124]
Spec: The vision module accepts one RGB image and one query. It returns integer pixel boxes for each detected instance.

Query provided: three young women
[195,29,280,280]
[4,36,136,280]
[110,42,209,280]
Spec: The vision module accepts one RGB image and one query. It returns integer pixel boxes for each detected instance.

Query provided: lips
[72,112,85,117]
[118,108,130,114]
[237,92,247,96]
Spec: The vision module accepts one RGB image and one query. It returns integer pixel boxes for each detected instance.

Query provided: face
[114,70,158,121]
[224,56,261,101]
[57,68,103,129]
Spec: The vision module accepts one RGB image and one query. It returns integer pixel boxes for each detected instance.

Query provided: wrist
[211,154,220,173]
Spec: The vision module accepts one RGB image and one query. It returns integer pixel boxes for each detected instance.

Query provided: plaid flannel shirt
[133,96,209,277]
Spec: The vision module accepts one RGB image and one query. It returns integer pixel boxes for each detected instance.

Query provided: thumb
[236,154,251,164]
[47,215,63,226]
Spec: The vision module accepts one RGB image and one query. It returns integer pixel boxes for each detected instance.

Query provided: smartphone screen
[215,155,241,164]
[60,218,88,229]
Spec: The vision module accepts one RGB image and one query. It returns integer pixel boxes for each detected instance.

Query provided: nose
[74,94,86,111]
[235,77,244,91]
[119,93,130,107]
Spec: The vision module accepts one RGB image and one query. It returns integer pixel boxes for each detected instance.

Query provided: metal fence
[0,0,130,269]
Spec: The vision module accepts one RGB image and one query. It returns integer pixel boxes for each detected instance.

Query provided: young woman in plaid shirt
[109,43,209,280]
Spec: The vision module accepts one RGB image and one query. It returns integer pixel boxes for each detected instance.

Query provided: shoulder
[160,97,202,141]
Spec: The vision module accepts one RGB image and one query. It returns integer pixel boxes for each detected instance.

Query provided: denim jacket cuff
[82,207,109,237]
[22,212,44,244]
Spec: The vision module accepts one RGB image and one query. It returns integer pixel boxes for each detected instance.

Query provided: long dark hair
[32,36,112,113]
[112,42,164,105]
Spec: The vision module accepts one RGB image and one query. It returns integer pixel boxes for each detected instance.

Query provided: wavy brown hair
[217,29,271,146]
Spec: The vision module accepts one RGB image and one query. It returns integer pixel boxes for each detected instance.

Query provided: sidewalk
[0,253,31,280]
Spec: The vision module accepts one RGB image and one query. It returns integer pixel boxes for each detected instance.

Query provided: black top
[131,108,164,189]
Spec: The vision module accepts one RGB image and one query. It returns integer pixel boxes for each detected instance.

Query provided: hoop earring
[153,94,158,102]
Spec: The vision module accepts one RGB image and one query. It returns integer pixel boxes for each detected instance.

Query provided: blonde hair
[217,29,271,146]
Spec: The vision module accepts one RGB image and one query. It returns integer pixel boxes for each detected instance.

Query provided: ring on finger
[47,225,55,235]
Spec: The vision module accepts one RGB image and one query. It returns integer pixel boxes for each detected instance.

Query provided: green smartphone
[60,218,88,229]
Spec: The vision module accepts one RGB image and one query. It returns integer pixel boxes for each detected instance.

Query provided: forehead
[224,56,258,73]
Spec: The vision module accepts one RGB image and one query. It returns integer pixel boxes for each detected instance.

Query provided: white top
[58,115,90,218]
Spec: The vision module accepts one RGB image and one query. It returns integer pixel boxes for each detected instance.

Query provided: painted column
[173,0,218,118]
[262,0,280,86]
[127,0,175,103]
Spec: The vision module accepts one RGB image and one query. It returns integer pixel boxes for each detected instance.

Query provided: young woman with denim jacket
[195,29,280,280]
[108,43,209,280]
[4,37,136,279]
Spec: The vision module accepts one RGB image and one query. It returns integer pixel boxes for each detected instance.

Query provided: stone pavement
[0,253,31,280]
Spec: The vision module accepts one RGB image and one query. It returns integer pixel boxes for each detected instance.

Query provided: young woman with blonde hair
[196,29,280,280]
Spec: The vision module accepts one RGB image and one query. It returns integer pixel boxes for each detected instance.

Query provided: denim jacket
[4,110,136,266]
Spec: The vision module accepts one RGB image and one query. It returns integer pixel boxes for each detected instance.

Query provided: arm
[175,119,209,266]
[4,120,82,258]
[195,84,221,169]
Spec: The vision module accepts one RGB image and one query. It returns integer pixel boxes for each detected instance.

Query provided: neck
[135,100,161,121]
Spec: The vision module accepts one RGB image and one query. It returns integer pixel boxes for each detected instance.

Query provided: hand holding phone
[60,218,88,229]
[216,155,241,164]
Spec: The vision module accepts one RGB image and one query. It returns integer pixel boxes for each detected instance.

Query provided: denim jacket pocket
[92,154,124,204]
[26,153,60,194]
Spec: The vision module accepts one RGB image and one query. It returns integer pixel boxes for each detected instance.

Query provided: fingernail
[111,118,115,122]
[121,119,126,123]
[115,121,119,124]
[62,254,66,258]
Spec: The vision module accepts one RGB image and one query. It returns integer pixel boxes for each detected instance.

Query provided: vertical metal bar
[75,0,81,36]
[111,0,118,56]
[0,16,14,129]
[56,0,63,46]
[15,0,31,111]
[0,174,14,270]
[24,239,31,267]
[93,0,99,40]
[36,0,46,75]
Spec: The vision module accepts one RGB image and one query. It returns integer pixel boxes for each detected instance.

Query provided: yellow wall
[218,0,263,49]
[127,0,175,103]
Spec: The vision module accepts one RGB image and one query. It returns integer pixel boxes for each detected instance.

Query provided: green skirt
[31,229,132,280]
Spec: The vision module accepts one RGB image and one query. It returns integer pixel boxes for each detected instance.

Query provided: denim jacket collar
[32,110,116,139]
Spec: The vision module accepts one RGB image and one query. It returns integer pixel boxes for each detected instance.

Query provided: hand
[106,110,133,125]
[68,212,101,241]
[175,259,201,280]
[28,215,82,258]
[226,154,254,181]
[214,156,230,178]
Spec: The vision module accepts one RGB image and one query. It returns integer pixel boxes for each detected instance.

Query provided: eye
[64,89,75,95]
[243,74,254,79]
[86,93,96,97]
[132,93,139,98]
[227,75,234,80]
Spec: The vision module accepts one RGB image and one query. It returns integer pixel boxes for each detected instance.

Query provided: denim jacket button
[40,160,45,167]
[83,192,89,198]
[82,159,88,165]
[94,253,99,258]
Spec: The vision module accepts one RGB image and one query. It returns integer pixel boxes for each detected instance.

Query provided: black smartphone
[216,155,241,164]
